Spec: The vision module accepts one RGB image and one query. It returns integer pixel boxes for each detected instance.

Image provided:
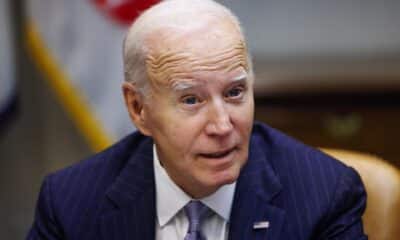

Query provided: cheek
[157,112,205,154]
[175,119,207,151]
[232,99,254,129]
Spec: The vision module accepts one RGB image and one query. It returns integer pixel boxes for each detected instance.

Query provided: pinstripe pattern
[27,122,367,240]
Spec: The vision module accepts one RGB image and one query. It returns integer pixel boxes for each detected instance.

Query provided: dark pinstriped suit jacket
[27,122,367,240]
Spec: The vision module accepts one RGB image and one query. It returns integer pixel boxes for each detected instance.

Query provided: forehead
[144,20,249,87]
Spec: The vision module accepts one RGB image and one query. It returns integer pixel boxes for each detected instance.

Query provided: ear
[122,82,152,136]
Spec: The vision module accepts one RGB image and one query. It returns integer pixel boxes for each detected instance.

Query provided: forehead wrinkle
[147,41,246,72]
[188,43,248,71]
[147,51,189,69]
[146,41,249,87]
[145,52,189,87]
[146,54,189,80]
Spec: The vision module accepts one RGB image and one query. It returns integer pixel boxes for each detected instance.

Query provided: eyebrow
[171,81,203,92]
[232,73,248,82]
[170,72,248,92]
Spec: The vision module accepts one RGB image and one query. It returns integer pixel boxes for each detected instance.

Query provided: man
[27,0,367,239]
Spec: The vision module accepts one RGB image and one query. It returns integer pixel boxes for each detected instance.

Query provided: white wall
[218,0,400,93]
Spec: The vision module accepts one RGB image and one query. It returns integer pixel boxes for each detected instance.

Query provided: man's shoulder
[46,131,152,202]
[251,121,353,183]
[250,123,366,239]
[252,121,323,154]
[30,131,154,237]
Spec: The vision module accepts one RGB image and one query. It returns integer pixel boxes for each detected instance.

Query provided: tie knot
[184,201,209,236]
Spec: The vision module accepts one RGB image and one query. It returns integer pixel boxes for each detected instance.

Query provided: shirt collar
[153,144,236,227]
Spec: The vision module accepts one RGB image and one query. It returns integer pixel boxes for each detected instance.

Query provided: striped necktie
[184,200,209,240]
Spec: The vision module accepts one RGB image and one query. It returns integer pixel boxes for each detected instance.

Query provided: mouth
[199,147,237,159]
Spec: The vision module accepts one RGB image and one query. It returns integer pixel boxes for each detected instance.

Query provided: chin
[191,169,240,198]
[208,165,241,188]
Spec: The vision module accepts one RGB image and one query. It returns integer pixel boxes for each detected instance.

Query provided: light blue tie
[184,201,209,240]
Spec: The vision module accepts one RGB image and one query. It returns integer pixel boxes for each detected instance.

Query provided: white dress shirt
[153,145,236,240]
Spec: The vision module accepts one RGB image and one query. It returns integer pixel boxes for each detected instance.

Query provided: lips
[199,147,236,159]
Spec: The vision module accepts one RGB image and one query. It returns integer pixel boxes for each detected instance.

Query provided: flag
[0,0,17,132]
[25,0,159,151]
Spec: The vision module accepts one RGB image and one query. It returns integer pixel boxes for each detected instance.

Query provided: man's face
[137,22,254,198]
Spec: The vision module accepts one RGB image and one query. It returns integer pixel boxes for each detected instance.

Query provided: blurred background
[1,0,400,238]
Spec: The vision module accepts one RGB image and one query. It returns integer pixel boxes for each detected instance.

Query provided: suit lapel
[99,138,156,240]
[229,135,285,240]
[96,127,286,240]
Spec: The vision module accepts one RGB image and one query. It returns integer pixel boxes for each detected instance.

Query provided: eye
[225,86,244,99]
[181,95,201,105]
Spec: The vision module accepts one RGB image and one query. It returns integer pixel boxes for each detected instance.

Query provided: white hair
[123,0,253,96]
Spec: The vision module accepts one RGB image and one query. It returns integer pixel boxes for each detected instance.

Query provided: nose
[205,100,233,136]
